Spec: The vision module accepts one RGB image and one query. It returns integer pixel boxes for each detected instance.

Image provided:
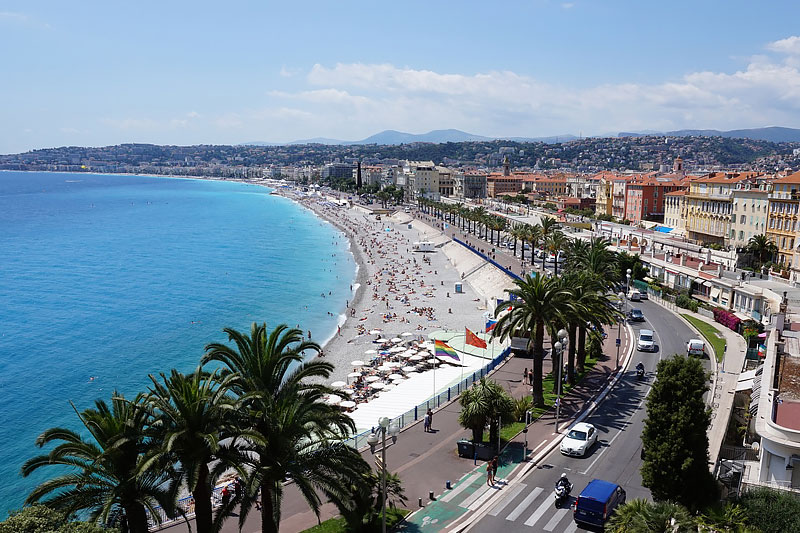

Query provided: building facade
[664,190,687,234]
[730,180,770,249]
[685,173,750,245]
[766,172,800,268]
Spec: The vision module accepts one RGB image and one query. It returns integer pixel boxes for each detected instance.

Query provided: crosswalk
[447,479,582,532]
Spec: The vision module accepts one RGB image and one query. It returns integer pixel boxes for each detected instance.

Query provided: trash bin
[457,439,475,458]
[455,283,463,293]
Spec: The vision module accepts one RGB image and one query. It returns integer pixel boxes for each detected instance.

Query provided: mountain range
[242,126,800,147]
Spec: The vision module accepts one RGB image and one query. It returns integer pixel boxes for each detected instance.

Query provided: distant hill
[242,129,578,146]
[619,126,800,143]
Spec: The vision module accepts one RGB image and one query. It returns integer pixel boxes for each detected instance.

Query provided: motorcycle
[553,481,573,507]
[636,365,645,380]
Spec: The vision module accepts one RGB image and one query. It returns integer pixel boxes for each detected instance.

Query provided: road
[463,298,708,532]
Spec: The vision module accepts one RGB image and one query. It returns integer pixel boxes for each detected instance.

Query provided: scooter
[636,366,645,380]
[554,481,573,507]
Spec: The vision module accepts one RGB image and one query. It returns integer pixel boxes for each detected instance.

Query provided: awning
[702,280,712,288]
[710,287,721,299]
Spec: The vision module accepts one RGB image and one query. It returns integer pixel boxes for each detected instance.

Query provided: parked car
[687,338,706,357]
[628,308,645,322]
[637,329,656,352]
[560,422,598,457]
[573,479,627,528]
[627,289,642,302]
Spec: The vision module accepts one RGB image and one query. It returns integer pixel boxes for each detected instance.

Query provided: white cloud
[562,3,574,9]
[767,36,800,56]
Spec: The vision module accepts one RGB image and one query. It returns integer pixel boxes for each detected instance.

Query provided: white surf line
[581,392,649,476]
[440,473,482,503]
[505,487,542,521]
[543,508,570,531]
[523,496,553,527]
[487,483,526,516]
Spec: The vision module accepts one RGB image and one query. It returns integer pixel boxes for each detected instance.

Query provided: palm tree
[491,274,574,407]
[747,234,778,268]
[144,369,242,533]
[201,323,368,533]
[584,237,618,289]
[471,207,487,237]
[540,216,559,239]
[22,393,175,533]
[561,238,590,274]
[527,224,543,268]
[546,230,568,276]
[457,377,515,450]
[331,470,407,533]
[607,498,651,532]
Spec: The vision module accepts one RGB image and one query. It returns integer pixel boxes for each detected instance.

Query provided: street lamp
[616,291,625,369]
[554,328,568,432]
[626,268,632,295]
[367,417,400,533]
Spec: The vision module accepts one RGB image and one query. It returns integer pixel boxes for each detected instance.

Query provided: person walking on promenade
[491,456,499,484]
[423,411,431,432]
[486,461,494,486]
[523,367,528,385]
[426,408,433,431]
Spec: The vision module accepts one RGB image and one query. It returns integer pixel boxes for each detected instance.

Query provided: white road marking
[563,520,578,533]
[506,487,542,521]
[468,482,504,510]
[460,483,493,509]
[440,473,481,502]
[488,483,526,516]
[543,508,570,531]
[581,393,649,475]
[523,496,554,527]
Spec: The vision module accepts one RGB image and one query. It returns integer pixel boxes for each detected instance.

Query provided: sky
[2,0,800,154]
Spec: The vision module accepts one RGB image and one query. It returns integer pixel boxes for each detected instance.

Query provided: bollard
[448,387,451,401]
[429,490,435,501]
[419,497,423,507]
[414,406,418,420]
[446,480,451,490]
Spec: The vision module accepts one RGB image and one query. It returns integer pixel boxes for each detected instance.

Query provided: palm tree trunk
[532,322,545,408]
[192,466,213,533]
[567,324,577,385]
[124,503,150,533]
[520,239,525,262]
[261,484,278,533]
[576,326,587,373]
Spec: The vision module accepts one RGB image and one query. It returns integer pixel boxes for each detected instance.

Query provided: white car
[628,290,642,302]
[687,339,706,357]
[637,329,656,352]
[560,422,598,457]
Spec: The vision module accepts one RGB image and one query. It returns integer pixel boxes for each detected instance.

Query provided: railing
[148,484,229,530]
[452,236,522,280]
[343,346,512,450]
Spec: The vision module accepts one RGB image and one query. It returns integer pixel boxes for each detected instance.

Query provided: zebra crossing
[448,479,582,532]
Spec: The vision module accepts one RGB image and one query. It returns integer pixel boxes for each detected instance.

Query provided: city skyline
[2,1,800,154]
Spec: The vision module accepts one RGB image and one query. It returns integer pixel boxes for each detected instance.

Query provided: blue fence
[343,346,511,450]
[452,237,522,280]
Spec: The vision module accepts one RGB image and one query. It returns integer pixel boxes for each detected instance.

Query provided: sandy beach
[274,187,517,431]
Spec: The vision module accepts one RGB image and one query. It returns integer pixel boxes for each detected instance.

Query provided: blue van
[573,479,626,529]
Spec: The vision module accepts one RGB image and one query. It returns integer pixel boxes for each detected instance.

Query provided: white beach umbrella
[376,338,389,343]
[378,364,393,372]
[409,355,423,362]
[416,351,430,358]
[350,360,366,367]
[369,329,382,334]
[365,375,381,383]
[382,383,396,391]
[341,388,356,395]
[340,400,357,409]
[391,337,402,343]
[389,346,405,353]
[426,358,439,365]
[388,373,404,381]
[402,366,417,373]
[325,395,342,405]
[386,361,402,367]
[401,332,414,336]
[364,349,377,354]
[399,351,415,358]
[369,382,385,390]
[347,372,362,379]
[330,381,347,388]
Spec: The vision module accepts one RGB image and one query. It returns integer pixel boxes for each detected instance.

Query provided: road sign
[616,338,621,346]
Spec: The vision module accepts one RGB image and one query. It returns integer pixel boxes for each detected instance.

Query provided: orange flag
[465,327,488,349]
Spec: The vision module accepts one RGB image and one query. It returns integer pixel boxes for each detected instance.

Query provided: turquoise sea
[0,171,354,517]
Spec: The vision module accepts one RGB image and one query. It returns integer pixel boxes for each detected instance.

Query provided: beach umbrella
[369,329,382,334]
[340,400,356,409]
[347,372,362,379]
[402,366,417,373]
[341,388,356,395]
[391,337,402,343]
[388,373,404,381]
[365,375,381,383]
[409,355,423,362]
[378,364,393,372]
[426,358,439,365]
[416,351,430,358]
[382,383,396,391]
[376,338,389,343]
[369,382,385,390]
[325,395,342,405]
[330,381,347,388]
[364,349,377,354]
[389,346,405,353]
[400,351,415,358]
[401,332,414,336]
[351,360,365,367]
[386,361,402,367]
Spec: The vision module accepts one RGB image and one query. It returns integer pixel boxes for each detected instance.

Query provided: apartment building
[406,161,439,200]
[685,172,753,245]
[624,178,684,224]
[730,178,771,249]
[532,175,568,197]
[594,173,615,216]
[611,177,629,220]
[767,171,800,268]
[664,190,687,234]
[455,171,487,199]
[436,166,455,197]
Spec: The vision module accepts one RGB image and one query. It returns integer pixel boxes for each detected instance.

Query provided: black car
[628,308,645,322]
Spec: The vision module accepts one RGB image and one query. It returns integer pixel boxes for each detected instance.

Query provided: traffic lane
[627,299,698,364]
[471,376,652,533]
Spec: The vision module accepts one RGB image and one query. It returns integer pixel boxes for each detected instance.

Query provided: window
[739,230,744,239]
[740,215,746,223]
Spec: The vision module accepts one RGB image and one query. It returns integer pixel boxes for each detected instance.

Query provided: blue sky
[2,1,800,153]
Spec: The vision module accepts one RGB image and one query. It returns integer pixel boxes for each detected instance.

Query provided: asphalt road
[466,298,705,533]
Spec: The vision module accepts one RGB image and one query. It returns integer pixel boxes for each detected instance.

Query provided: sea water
[0,171,354,516]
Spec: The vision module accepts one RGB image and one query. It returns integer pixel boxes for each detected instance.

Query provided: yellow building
[767,172,800,269]
[594,172,616,216]
[685,172,753,245]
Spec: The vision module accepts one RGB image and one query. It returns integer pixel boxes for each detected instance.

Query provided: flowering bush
[713,307,741,332]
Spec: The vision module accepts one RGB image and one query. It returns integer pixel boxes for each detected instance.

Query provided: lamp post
[616,291,625,369]
[367,417,400,533]
[554,328,568,432]
[626,268,632,295]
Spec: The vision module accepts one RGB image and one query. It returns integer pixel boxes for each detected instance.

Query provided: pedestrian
[486,461,494,486]
[528,369,533,386]
[491,456,499,483]
[523,367,528,385]
[426,408,433,431]
[423,411,431,432]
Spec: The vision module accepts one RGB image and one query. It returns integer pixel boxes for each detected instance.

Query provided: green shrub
[675,291,699,312]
